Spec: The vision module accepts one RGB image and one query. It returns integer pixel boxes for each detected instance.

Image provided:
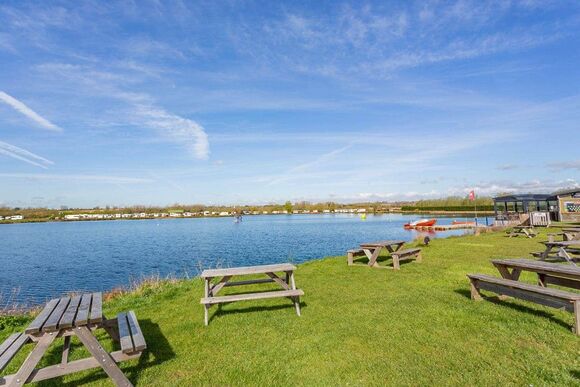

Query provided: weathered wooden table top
[201,263,297,278]
[25,292,103,334]
[542,240,580,247]
[492,258,580,276]
[360,240,405,248]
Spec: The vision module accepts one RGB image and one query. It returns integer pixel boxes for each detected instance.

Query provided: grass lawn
[1,228,579,386]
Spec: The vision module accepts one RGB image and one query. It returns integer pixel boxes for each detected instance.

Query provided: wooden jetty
[414,223,478,231]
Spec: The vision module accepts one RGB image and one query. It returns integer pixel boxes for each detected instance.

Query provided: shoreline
[0,210,495,225]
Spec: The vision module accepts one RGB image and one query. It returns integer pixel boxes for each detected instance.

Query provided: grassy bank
[1,228,579,385]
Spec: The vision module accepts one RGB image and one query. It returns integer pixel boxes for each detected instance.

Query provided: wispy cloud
[266,145,352,186]
[35,63,210,160]
[0,140,54,168]
[134,104,210,160]
[546,160,580,171]
[0,173,154,184]
[496,164,520,171]
[0,91,62,132]
[450,178,580,196]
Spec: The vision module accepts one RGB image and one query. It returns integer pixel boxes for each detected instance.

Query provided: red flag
[468,190,475,201]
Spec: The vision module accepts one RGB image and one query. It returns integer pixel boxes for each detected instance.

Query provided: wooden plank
[75,326,133,387]
[491,259,580,276]
[25,298,60,334]
[74,293,92,326]
[0,333,21,358]
[0,334,28,372]
[360,240,405,248]
[209,276,232,297]
[475,281,575,312]
[266,272,290,289]
[117,312,134,354]
[223,278,274,287]
[43,297,71,332]
[201,289,304,305]
[467,274,580,300]
[0,350,140,385]
[59,295,82,329]
[543,275,580,290]
[392,248,421,257]
[89,292,102,324]
[201,263,296,278]
[470,272,578,299]
[126,311,146,352]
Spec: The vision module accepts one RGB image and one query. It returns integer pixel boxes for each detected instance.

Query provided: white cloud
[449,178,580,196]
[546,160,580,171]
[134,104,210,160]
[0,140,54,168]
[0,173,154,184]
[0,91,62,132]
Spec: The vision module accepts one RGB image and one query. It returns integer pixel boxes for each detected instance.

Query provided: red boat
[403,219,437,229]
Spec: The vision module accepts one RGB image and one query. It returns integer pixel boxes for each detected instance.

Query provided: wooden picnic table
[507,226,537,238]
[492,258,580,290]
[538,241,580,266]
[359,240,405,268]
[200,263,304,326]
[0,292,146,387]
[562,228,580,241]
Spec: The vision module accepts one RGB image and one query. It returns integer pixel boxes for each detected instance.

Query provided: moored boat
[403,219,437,229]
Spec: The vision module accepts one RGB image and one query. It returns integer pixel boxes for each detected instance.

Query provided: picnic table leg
[392,254,400,270]
[537,273,547,287]
[469,279,483,301]
[289,272,301,317]
[540,246,552,261]
[204,278,210,326]
[364,248,381,268]
[61,335,71,365]
[574,300,580,336]
[8,333,56,387]
[558,248,578,266]
[75,326,133,387]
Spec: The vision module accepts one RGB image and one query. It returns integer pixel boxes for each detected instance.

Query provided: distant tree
[284,201,293,213]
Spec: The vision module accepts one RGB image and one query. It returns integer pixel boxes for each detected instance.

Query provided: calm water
[0,214,488,305]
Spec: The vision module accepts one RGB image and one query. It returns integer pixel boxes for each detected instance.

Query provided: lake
[0,214,488,305]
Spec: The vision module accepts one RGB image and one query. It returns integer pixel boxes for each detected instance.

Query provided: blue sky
[0,0,579,208]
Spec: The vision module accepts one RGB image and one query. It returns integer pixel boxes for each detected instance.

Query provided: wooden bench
[467,274,580,335]
[200,263,304,326]
[117,311,147,354]
[0,333,30,373]
[347,248,366,265]
[391,248,422,270]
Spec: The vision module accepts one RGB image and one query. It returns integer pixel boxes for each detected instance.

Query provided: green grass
[1,228,579,386]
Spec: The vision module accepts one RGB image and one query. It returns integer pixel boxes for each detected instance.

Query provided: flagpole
[474,190,478,228]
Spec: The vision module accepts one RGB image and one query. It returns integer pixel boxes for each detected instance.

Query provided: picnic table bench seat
[391,248,422,269]
[117,311,147,354]
[0,333,29,372]
[467,273,580,335]
[201,289,304,305]
[347,248,365,265]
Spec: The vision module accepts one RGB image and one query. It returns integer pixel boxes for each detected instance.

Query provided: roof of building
[552,188,580,197]
[493,193,555,202]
